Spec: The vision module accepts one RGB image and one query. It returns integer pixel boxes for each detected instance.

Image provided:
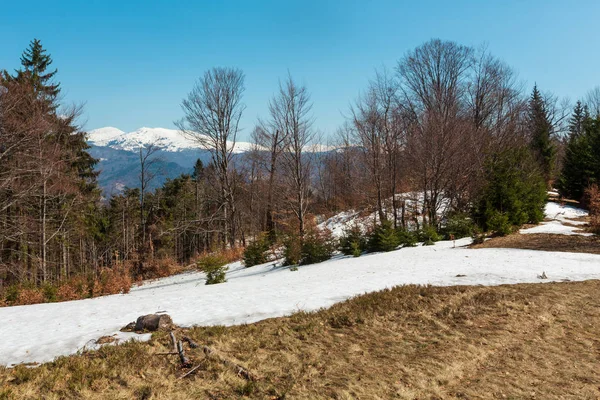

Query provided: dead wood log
[177,340,192,367]
[170,331,178,353]
[183,336,199,348]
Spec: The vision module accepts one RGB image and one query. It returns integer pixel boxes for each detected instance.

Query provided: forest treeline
[1,39,599,303]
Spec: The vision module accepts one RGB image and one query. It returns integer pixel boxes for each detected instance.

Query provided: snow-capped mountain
[87,126,333,196]
[88,126,256,153]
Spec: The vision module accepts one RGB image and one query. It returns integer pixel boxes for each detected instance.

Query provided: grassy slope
[1,279,599,399]
[472,232,600,255]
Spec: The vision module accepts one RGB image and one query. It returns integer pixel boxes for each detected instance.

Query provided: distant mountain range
[87,127,256,196]
[87,127,332,196]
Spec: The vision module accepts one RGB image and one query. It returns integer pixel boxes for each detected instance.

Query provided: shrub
[138,258,180,279]
[396,228,418,247]
[99,268,132,295]
[487,211,512,236]
[17,287,44,305]
[339,225,366,257]
[473,147,547,234]
[197,254,228,285]
[300,229,336,265]
[243,234,270,267]
[283,234,302,266]
[418,225,441,245]
[4,285,20,304]
[442,213,475,239]
[367,221,400,252]
[41,283,58,302]
[57,279,86,301]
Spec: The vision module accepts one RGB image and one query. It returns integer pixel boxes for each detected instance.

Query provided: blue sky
[2,0,599,140]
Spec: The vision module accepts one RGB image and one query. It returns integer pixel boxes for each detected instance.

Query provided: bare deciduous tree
[397,39,474,226]
[585,86,600,117]
[271,75,315,237]
[177,67,246,247]
[139,143,160,251]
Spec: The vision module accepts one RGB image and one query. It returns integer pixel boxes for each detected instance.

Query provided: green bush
[41,283,58,302]
[3,285,19,304]
[367,221,400,252]
[473,147,547,234]
[339,225,366,257]
[418,225,441,244]
[300,229,337,265]
[283,235,302,266]
[243,234,270,267]
[283,229,337,266]
[442,213,475,239]
[197,254,228,285]
[396,228,418,247]
[487,211,512,236]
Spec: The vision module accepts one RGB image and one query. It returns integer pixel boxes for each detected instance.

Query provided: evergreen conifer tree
[558,116,600,200]
[6,39,60,107]
[473,147,547,234]
[527,85,556,185]
[568,101,588,138]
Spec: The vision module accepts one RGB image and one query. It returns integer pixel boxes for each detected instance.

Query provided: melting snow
[520,202,591,236]
[1,236,600,367]
[1,201,597,367]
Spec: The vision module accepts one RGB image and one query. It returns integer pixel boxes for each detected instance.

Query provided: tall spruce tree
[568,101,588,138]
[527,85,556,185]
[7,39,60,107]
[558,115,600,201]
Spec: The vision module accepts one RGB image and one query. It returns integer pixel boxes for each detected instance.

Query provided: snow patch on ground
[318,192,450,238]
[1,236,600,367]
[520,202,591,236]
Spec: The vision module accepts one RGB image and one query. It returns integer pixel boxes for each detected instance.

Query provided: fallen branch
[183,336,199,349]
[170,331,177,353]
[178,359,207,380]
[177,340,192,367]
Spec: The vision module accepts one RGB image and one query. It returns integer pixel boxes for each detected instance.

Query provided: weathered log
[170,331,178,353]
[182,336,199,349]
[177,340,192,367]
[134,314,173,332]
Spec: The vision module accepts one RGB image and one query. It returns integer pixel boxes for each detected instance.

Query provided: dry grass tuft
[2,280,600,399]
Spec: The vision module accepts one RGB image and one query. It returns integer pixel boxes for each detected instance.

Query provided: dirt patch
[472,232,600,254]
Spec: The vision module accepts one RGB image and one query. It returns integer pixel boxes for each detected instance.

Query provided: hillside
[2,280,600,399]
[1,201,598,368]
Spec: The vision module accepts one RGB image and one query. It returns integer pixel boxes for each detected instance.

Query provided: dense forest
[1,38,599,303]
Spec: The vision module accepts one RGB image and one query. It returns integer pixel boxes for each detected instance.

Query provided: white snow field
[520,201,591,236]
[1,201,598,367]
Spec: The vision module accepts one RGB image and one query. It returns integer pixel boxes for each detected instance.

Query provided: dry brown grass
[472,232,600,255]
[2,280,600,399]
